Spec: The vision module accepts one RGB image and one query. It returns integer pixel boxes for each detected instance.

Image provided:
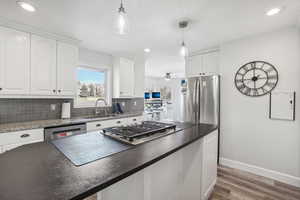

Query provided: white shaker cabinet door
[0,27,30,95]
[97,171,144,200]
[144,150,182,200]
[57,42,78,96]
[119,58,134,97]
[202,51,219,75]
[186,54,203,77]
[181,138,203,200]
[201,130,218,200]
[30,35,57,95]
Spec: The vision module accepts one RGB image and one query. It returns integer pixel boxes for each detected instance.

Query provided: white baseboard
[220,158,300,188]
[203,178,217,200]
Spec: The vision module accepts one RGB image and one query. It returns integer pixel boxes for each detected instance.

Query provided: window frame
[74,65,110,108]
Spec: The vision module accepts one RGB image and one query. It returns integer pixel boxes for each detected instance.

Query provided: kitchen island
[0,123,218,200]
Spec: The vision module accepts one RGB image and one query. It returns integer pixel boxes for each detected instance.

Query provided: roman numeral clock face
[234,61,278,97]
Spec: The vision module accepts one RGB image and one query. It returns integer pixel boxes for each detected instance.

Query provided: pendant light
[179,21,189,57]
[165,73,171,81]
[115,0,129,35]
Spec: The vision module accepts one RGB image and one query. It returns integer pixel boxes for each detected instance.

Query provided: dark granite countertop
[0,123,218,200]
[0,112,143,134]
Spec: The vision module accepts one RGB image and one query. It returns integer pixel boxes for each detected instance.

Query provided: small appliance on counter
[61,102,71,119]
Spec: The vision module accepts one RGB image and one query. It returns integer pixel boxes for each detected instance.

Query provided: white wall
[134,55,146,97]
[219,26,300,181]
[79,48,113,69]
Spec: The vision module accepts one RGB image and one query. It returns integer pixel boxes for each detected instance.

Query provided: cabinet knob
[133,119,137,121]
[58,90,61,93]
[53,89,56,93]
[96,124,102,127]
[116,121,121,124]
[0,88,2,91]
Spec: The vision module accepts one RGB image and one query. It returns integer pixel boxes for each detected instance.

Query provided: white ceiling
[0,0,300,77]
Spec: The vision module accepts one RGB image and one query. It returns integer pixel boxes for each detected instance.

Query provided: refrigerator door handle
[193,80,197,122]
[197,79,201,123]
[193,79,200,123]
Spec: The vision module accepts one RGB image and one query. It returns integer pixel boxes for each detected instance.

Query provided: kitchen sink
[82,114,118,120]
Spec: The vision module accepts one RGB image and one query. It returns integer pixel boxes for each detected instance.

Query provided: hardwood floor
[85,165,300,200]
[209,165,300,200]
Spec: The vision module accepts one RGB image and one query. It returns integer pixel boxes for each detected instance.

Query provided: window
[76,66,108,107]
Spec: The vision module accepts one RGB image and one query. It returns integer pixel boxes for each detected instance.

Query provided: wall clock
[234,61,278,97]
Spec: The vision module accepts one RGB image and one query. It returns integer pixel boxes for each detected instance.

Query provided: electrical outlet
[50,104,56,111]
[121,102,125,107]
[133,101,137,106]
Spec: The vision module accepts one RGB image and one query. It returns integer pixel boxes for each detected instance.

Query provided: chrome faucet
[95,98,108,116]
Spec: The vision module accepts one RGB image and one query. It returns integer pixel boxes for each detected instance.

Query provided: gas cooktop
[101,121,177,145]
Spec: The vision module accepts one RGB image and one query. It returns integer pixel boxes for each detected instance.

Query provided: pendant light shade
[165,73,171,81]
[115,0,129,35]
[180,41,188,57]
[179,21,189,57]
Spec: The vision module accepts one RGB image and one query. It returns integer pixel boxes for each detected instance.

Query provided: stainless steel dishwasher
[44,123,87,141]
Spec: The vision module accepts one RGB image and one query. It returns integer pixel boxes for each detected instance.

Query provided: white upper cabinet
[57,42,78,96]
[113,57,135,98]
[202,51,219,75]
[186,51,219,77]
[0,26,78,98]
[0,27,30,95]
[30,35,57,95]
[186,54,202,77]
[120,58,134,97]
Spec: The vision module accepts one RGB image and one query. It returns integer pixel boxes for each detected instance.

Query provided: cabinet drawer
[127,116,144,125]
[87,118,127,132]
[0,129,44,146]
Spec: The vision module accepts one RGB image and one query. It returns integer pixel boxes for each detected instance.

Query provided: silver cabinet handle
[20,134,30,138]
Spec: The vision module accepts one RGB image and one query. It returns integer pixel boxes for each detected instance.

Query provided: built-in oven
[44,123,87,141]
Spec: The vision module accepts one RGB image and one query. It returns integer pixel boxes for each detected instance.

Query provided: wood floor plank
[210,166,300,200]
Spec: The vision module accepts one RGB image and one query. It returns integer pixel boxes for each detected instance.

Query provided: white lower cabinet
[126,116,144,125]
[181,139,203,200]
[0,129,44,154]
[144,151,182,200]
[87,116,144,132]
[97,129,218,200]
[201,130,218,200]
[97,171,144,200]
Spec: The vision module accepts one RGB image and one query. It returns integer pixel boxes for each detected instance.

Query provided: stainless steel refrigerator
[180,75,220,125]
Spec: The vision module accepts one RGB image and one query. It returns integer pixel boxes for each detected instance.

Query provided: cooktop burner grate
[103,121,176,139]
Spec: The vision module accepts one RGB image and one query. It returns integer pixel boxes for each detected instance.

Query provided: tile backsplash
[0,99,65,124]
[0,98,144,124]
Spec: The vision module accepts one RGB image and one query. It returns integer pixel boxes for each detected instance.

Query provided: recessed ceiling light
[266,8,281,16]
[144,48,151,53]
[17,1,36,12]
